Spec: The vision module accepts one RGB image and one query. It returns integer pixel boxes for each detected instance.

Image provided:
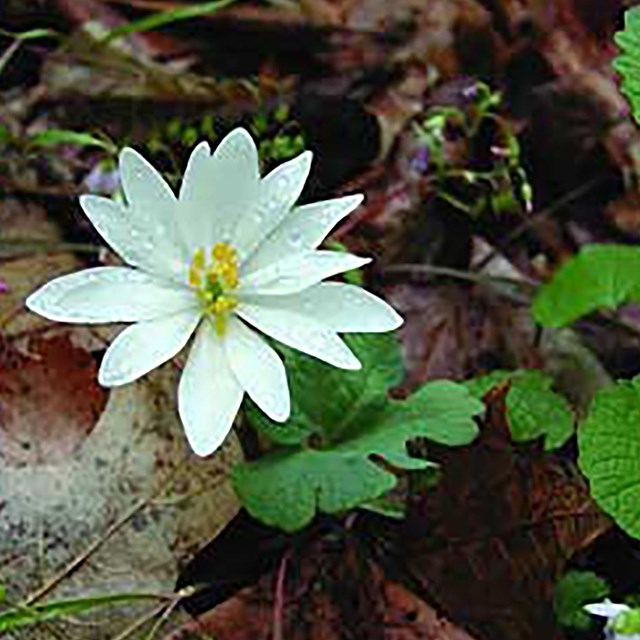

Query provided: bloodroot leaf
[233,377,482,532]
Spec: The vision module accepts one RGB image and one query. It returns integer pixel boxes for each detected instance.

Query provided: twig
[384,263,536,302]
[272,550,291,640]
[110,602,169,640]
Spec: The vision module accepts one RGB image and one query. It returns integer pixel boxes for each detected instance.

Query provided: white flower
[585,599,640,640]
[585,600,631,620]
[26,128,403,456]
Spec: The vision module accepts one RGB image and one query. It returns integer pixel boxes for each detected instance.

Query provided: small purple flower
[411,145,431,174]
[0,279,9,294]
[461,84,479,101]
[84,163,120,195]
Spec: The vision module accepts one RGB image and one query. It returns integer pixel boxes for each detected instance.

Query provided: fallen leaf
[167,528,479,640]
[0,333,107,465]
[399,385,611,640]
[0,362,242,639]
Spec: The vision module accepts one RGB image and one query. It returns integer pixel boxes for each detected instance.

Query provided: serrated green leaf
[614,6,640,126]
[466,369,574,450]
[234,380,482,531]
[29,129,116,153]
[0,593,160,632]
[554,571,609,630]
[579,376,640,539]
[533,244,640,328]
[247,333,403,445]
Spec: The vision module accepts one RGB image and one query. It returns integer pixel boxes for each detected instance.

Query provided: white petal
[225,316,290,422]
[98,308,201,386]
[240,251,371,296]
[120,147,178,221]
[235,151,313,261]
[237,302,361,370]
[241,282,403,333]
[79,195,189,281]
[26,267,197,324]
[243,194,363,274]
[584,601,631,618]
[178,129,260,250]
[178,321,244,456]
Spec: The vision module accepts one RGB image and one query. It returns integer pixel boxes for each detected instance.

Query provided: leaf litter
[2,0,640,639]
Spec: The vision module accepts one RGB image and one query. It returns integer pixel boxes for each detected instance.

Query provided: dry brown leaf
[165,533,479,640]
[0,333,107,465]
[0,348,241,639]
[399,385,611,640]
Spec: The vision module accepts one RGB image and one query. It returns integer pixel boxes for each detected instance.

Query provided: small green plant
[466,369,575,450]
[144,92,304,187]
[413,82,532,218]
[554,571,610,630]
[234,333,483,531]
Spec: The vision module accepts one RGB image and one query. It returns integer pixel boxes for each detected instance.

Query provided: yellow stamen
[188,242,240,337]
[193,247,206,270]
[188,267,202,287]
[212,296,237,314]
[214,314,227,336]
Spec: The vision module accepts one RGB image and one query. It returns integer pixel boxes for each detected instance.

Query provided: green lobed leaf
[533,244,640,328]
[579,376,640,539]
[0,593,160,632]
[614,6,640,126]
[466,369,574,450]
[234,378,482,532]
[247,333,403,445]
[553,570,610,630]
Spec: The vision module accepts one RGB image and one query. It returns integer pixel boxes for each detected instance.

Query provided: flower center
[189,242,239,336]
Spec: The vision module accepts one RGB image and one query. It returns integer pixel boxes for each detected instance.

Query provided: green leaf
[103,0,236,43]
[533,244,640,328]
[553,571,609,630]
[0,29,57,77]
[29,129,116,153]
[234,380,482,531]
[613,608,640,634]
[247,333,403,445]
[579,375,640,539]
[466,369,574,450]
[614,6,640,125]
[0,593,160,632]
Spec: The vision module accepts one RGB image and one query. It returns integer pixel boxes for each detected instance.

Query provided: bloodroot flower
[585,600,640,639]
[27,128,403,456]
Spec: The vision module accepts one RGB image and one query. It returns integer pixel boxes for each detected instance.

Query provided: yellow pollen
[214,314,228,336]
[189,242,240,336]
[192,247,206,269]
[212,296,238,314]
